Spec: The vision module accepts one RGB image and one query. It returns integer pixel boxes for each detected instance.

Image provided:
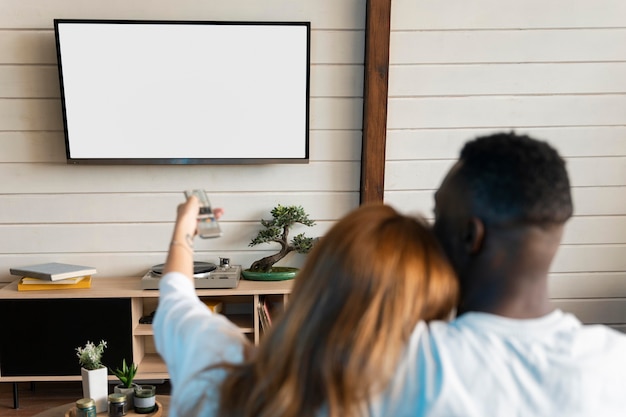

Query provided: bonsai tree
[248,204,316,273]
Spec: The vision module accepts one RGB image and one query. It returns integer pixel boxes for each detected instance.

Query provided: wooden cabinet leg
[13,382,19,409]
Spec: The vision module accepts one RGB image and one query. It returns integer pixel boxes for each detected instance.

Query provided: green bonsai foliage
[248,205,316,273]
[110,358,138,388]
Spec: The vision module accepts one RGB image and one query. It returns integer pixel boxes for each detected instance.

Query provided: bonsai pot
[242,267,298,281]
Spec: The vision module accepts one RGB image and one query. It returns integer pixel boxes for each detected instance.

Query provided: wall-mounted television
[54,19,310,165]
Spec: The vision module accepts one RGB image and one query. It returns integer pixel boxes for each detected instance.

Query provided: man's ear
[465,217,485,254]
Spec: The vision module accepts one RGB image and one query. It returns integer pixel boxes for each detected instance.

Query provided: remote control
[184,190,223,238]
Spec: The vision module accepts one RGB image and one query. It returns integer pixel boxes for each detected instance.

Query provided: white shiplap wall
[386,0,626,332]
[0,0,366,281]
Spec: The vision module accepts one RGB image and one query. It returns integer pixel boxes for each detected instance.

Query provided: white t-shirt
[373,310,626,417]
[154,272,626,417]
[153,272,247,417]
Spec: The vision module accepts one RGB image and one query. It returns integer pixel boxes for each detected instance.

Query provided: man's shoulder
[425,310,625,339]
[417,312,626,365]
[576,323,626,351]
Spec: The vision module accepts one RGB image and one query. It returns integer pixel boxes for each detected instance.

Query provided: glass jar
[134,385,156,414]
[76,398,97,417]
[108,393,128,417]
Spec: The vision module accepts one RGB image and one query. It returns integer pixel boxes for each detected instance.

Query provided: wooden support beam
[360,0,391,204]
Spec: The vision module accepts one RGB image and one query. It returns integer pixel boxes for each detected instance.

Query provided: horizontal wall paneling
[0,0,367,30]
[387,95,626,130]
[0,162,361,193]
[386,127,626,160]
[391,29,626,64]
[0,192,359,223]
[389,63,626,97]
[385,187,626,217]
[549,272,626,299]
[385,158,626,190]
[391,0,626,30]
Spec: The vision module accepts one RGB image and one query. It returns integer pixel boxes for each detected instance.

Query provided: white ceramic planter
[114,383,138,408]
[81,367,108,413]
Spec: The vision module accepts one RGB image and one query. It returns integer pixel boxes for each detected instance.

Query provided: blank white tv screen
[54,19,310,164]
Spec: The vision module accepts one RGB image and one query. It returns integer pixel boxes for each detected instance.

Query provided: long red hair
[218,203,458,417]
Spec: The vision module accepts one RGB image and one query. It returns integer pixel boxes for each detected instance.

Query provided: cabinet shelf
[133,314,254,336]
[136,353,168,379]
[135,323,155,336]
[0,276,292,384]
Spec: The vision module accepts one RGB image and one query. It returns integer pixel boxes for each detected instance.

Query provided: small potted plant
[243,204,316,281]
[76,340,108,413]
[111,358,139,407]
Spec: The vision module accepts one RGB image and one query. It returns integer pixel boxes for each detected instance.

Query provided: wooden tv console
[0,276,292,408]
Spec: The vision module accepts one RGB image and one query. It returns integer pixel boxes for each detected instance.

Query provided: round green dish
[241,267,298,281]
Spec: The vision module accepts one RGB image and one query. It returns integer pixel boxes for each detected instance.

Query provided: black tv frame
[54,19,311,165]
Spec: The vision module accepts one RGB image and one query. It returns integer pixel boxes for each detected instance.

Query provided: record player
[141,259,241,290]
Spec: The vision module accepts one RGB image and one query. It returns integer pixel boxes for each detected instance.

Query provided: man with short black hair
[433,132,573,318]
[414,132,626,416]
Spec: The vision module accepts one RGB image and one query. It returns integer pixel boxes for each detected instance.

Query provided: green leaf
[292,234,315,254]
[110,358,138,388]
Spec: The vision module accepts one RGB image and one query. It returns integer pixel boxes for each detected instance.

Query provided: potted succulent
[76,340,108,413]
[111,358,139,407]
[243,204,316,281]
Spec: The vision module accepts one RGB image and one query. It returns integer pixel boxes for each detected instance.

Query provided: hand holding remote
[184,190,223,239]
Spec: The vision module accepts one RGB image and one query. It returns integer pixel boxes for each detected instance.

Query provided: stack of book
[9,262,97,291]
[258,296,273,332]
[201,299,224,313]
